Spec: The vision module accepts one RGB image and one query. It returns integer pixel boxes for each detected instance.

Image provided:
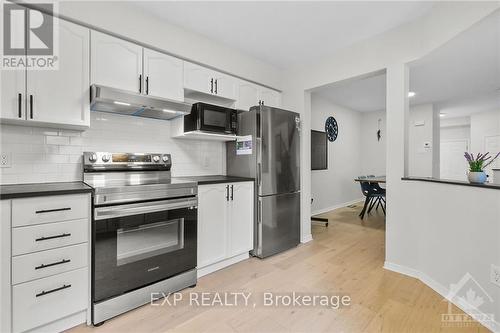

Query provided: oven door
[92,197,197,303]
[199,104,234,134]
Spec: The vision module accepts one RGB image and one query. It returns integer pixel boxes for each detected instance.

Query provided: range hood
[90,85,192,120]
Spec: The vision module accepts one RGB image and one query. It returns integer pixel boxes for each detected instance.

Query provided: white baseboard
[197,252,250,278]
[311,198,364,216]
[301,233,313,243]
[384,261,500,333]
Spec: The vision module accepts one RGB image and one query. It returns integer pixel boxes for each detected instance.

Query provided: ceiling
[313,9,500,118]
[313,72,387,112]
[131,1,434,69]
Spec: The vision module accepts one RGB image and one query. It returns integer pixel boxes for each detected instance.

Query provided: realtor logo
[441,272,495,329]
[2,1,58,69]
[3,2,53,55]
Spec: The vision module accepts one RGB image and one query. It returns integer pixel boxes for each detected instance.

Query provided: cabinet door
[197,184,229,268]
[183,62,213,94]
[0,4,26,121]
[26,19,89,127]
[260,88,281,108]
[0,69,25,121]
[143,48,184,101]
[0,200,11,333]
[235,81,260,111]
[213,73,236,100]
[91,31,142,93]
[228,182,254,257]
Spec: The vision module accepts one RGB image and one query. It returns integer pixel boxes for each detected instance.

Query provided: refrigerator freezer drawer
[256,191,300,258]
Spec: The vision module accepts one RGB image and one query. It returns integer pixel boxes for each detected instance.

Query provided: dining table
[354,176,386,184]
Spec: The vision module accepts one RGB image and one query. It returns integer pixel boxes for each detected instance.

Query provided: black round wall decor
[325,116,338,142]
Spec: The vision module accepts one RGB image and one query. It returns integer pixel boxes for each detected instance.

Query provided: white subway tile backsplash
[1,112,226,184]
[45,135,70,145]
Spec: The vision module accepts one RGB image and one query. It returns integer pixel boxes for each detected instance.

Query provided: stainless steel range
[83,152,198,325]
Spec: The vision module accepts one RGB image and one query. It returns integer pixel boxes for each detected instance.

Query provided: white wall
[471,110,500,175]
[310,95,363,214]
[0,112,225,184]
[408,104,435,177]
[440,125,470,141]
[360,110,387,176]
[281,2,500,330]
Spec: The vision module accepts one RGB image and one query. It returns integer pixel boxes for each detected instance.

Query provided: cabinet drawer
[12,243,88,285]
[12,219,88,256]
[12,267,88,333]
[12,194,89,227]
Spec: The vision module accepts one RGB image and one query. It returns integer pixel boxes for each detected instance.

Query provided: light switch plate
[0,152,11,168]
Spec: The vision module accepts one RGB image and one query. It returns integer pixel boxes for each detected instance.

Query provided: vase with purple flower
[464,152,500,184]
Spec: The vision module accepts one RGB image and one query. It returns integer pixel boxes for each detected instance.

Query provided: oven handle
[94,198,198,220]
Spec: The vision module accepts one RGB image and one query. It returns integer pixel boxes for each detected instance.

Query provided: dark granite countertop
[402,177,500,190]
[177,175,254,185]
[0,181,93,200]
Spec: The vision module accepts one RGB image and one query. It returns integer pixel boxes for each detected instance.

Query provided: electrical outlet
[0,152,11,168]
[491,264,500,288]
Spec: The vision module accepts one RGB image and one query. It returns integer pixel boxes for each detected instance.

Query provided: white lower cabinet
[12,268,88,333]
[3,194,91,333]
[197,181,254,277]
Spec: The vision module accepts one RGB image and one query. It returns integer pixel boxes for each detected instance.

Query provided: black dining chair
[367,175,386,215]
[358,176,385,219]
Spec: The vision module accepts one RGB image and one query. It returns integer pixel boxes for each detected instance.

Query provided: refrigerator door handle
[257,199,262,224]
[257,163,262,188]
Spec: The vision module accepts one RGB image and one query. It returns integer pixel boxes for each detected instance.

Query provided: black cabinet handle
[226,185,229,201]
[210,78,214,93]
[230,185,234,201]
[35,259,71,270]
[146,76,149,95]
[36,284,71,297]
[35,233,71,242]
[139,74,142,93]
[18,93,22,118]
[214,79,218,94]
[35,207,71,214]
[29,95,33,119]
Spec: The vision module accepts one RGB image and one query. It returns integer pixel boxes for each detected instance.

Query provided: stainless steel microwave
[184,102,238,135]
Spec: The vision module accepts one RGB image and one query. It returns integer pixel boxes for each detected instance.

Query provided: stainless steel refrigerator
[227,105,300,258]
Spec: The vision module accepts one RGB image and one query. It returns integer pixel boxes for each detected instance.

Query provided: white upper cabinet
[212,73,237,100]
[27,19,90,128]
[143,48,184,101]
[0,69,25,121]
[184,62,212,94]
[1,17,90,129]
[183,61,236,100]
[235,80,281,111]
[91,31,142,93]
[259,88,281,108]
[235,81,260,111]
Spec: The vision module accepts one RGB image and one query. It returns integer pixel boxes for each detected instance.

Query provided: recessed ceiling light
[440,113,446,117]
[408,91,416,98]
[114,101,130,106]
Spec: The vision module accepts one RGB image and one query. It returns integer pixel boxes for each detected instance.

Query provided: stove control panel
[83,152,172,170]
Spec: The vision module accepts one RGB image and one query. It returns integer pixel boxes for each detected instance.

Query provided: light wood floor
[69,203,489,333]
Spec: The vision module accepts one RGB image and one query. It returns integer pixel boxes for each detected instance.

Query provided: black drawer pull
[35,233,71,242]
[36,284,71,297]
[35,259,71,270]
[35,207,71,214]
